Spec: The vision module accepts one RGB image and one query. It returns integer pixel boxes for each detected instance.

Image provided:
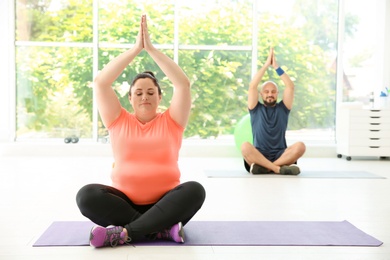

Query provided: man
[241,47,306,175]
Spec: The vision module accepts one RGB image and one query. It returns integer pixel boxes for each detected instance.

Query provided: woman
[76,15,206,248]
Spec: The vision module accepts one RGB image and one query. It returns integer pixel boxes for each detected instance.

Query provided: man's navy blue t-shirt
[249,101,290,157]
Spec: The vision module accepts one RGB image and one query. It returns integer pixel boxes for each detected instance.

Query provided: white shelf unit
[336,106,390,160]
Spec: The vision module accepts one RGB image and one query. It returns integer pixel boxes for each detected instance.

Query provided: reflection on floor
[0,152,389,259]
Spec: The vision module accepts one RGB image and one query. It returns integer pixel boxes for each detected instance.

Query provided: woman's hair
[128,71,162,96]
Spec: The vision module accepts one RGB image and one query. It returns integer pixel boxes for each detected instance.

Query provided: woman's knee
[182,181,206,204]
[75,184,101,210]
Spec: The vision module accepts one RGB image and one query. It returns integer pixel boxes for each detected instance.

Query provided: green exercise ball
[234,114,253,151]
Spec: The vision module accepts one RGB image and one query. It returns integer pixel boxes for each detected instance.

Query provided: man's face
[260,83,278,107]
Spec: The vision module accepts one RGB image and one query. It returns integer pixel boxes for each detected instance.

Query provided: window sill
[0,139,336,158]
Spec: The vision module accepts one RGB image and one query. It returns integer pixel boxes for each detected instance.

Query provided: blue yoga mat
[33,220,382,247]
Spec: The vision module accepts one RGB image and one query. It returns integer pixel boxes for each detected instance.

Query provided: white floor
[1,146,390,259]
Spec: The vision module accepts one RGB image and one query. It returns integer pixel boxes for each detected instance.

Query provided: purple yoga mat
[33,220,383,247]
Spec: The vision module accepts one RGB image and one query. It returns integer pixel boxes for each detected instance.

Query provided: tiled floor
[0,146,389,259]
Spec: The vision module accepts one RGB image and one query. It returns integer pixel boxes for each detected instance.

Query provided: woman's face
[129,78,162,116]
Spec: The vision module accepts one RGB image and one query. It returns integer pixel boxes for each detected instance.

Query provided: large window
[16,0,93,140]
[14,0,379,143]
[257,0,338,142]
[342,0,386,105]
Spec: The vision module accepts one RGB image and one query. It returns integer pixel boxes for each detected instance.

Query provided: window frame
[4,0,388,145]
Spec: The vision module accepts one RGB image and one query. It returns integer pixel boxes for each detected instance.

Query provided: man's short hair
[260,81,278,91]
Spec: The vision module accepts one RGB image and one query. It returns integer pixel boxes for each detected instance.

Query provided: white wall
[0,0,14,142]
[385,0,390,89]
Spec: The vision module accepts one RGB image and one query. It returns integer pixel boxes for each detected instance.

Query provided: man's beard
[263,99,277,107]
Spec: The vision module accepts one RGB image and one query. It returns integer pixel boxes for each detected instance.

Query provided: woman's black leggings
[76,181,206,241]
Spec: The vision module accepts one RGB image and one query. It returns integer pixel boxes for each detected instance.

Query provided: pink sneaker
[89,225,130,248]
[156,222,184,243]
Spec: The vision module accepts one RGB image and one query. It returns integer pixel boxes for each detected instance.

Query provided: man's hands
[135,15,155,53]
[271,48,279,69]
[265,47,279,69]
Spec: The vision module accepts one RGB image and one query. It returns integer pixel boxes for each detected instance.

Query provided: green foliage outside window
[15,0,349,139]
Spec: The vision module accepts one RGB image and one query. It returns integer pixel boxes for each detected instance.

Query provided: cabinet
[336,106,390,160]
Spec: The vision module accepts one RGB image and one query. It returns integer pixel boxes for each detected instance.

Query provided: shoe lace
[158,229,172,240]
[148,228,171,241]
[105,226,131,247]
